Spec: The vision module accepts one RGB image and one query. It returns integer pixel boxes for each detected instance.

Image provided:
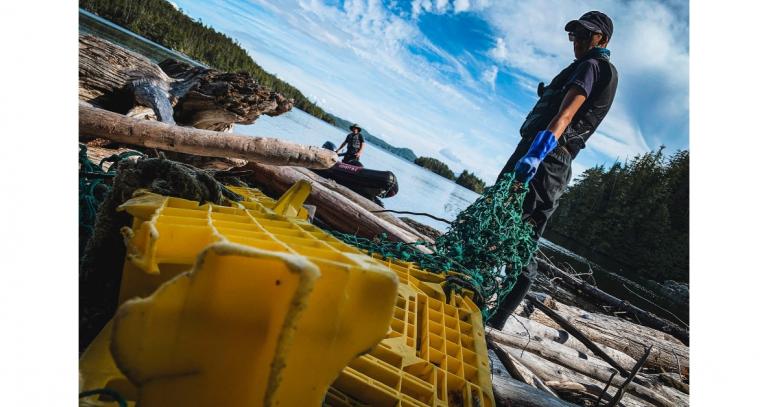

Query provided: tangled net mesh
[331,172,538,320]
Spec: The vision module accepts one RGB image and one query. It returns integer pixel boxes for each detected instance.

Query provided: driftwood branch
[159,59,293,131]
[497,313,638,372]
[493,342,678,407]
[606,345,653,407]
[488,339,559,398]
[526,295,630,377]
[488,345,579,407]
[518,293,689,377]
[535,256,689,345]
[292,167,434,243]
[79,103,337,169]
[79,34,292,131]
[245,163,430,246]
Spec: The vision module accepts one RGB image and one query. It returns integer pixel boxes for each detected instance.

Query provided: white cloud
[439,147,463,164]
[434,0,450,14]
[174,0,688,185]
[481,65,498,90]
[477,0,689,162]
[454,0,470,13]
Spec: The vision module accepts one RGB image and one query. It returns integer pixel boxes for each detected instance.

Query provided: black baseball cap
[565,11,613,42]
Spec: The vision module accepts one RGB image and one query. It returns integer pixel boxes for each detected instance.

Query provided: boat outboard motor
[322,141,336,151]
[382,172,399,198]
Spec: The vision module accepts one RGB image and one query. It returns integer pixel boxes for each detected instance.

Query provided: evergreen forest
[456,170,486,193]
[414,156,456,180]
[547,148,689,283]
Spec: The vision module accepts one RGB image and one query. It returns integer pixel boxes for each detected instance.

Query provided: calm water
[234,110,479,232]
[79,9,688,322]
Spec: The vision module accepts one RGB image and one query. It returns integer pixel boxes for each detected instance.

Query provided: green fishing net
[331,172,538,320]
[78,144,144,254]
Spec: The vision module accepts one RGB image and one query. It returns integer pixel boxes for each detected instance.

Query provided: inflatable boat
[315,142,399,203]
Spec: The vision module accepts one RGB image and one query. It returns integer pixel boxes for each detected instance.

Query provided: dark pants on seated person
[486,137,573,329]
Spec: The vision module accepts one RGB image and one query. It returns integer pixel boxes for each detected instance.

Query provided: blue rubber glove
[514,130,558,183]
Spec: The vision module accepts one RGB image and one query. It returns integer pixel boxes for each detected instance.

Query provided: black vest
[347,132,363,152]
[519,53,618,158]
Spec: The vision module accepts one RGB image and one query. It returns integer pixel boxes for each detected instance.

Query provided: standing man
[488,11,619,329]
[336,123,366,166]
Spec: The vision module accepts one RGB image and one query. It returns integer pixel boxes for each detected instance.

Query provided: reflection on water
[79,9,204,67]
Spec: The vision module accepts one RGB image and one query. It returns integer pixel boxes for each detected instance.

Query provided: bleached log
[517,294,689,376]
[499,314,638,372]
[489,340,558,398]
[490,371,577,407]
[79,103,337,169]
[292,167,434,243]
[245,163,430,246]
[535,256,689,344]
[493,344,650,407]
[490,327,682,407]
[487,328,641,385]
[495,343,684,407]
[79,35,292,129]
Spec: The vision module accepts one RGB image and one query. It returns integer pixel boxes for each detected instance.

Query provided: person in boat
[336,123,365,166]
[487,11,619,329]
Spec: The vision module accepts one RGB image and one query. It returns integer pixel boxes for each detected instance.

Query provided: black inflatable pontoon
[315,142,399,203]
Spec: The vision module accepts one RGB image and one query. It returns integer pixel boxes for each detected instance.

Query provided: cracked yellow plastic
[112,243,321,406]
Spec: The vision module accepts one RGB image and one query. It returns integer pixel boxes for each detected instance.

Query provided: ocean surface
[234,110,480,232]
[79,9,688,322]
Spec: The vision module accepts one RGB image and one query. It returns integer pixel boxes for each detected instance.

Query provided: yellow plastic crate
[227,181,311,220]
[327,257,494,407]
[80,184,494,407]
[81,186,399,406]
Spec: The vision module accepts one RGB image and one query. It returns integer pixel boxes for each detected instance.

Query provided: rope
[79,144,146,254]
[370,209,452,224]
[332,172,538,320]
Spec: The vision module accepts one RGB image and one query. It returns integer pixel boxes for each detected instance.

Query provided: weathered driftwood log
[534,293,684,346]
[491,375,579,407]
[495,343,685,407]
[606,345,653,407]
[489,345,651,407]
[517,294,689,377]
[490,327,680,407]
[159,59,293,131]
[488,340,558,398]
[487,328,642,387]
[292,167,434,243]
[527,295,630,377]
[79,34,174,114]
[79,34,292,130]
[79,103,337,169]
[245,163,430,246]
[489,347,578,407]
[535,255,689,345]
[498,313,638,372]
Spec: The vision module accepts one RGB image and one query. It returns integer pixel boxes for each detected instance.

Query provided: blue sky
[171,0,689,183]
